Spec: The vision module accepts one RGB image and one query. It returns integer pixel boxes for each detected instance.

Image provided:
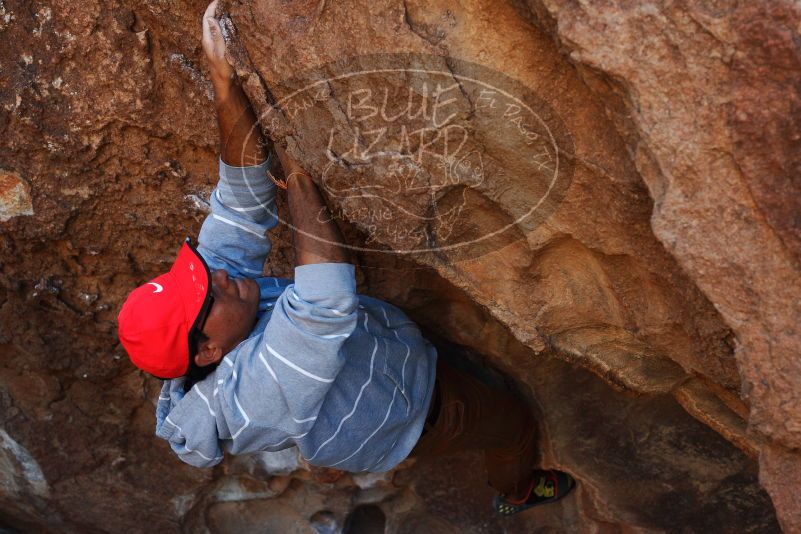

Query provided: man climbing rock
[116,0,575,516]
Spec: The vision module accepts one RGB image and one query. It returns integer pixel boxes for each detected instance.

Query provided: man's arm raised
[203,0,269,166]
[195,1,277,278]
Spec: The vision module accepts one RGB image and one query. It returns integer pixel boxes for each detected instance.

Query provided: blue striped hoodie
[154,156,438,473]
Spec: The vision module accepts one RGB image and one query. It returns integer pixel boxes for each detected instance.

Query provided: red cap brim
[170,240,212,357]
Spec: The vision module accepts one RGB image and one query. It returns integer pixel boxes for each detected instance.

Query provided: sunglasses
[185,291,216,385]
[189,292,215,356]
[184,236,215,358]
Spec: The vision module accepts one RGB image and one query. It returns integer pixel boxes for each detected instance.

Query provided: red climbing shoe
[492,469,576,516]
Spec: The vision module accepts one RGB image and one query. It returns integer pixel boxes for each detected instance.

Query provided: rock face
[0,172,33,222]
[0,0,797,532]
[518,2,801,529]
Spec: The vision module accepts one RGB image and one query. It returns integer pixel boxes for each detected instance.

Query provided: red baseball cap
[117,238,213,379]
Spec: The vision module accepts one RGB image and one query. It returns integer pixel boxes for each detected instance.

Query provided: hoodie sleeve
[155,378,225,468]
[196,155,279,278]
[221,262,359,436]
[262,262,359,421]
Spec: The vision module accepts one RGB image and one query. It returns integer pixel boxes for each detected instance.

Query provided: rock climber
[116,0,575,516]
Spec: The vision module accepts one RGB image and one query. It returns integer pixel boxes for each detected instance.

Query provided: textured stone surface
[516,1,801,529]
[0,0,797,531]
[0,171,33,222]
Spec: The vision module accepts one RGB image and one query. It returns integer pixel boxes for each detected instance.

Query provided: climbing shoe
[492,469,576,516]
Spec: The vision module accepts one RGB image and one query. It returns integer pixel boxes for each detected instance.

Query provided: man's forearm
[213,77,269,166]
[285,162,351,266]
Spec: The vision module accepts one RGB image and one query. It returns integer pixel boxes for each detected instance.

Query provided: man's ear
[195,340,223,367]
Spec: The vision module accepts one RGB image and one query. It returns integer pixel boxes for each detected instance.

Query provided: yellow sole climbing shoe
[492,469,576,516]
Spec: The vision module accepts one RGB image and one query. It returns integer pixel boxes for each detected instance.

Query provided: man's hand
[202,0,269,166]
[202,0,234,86]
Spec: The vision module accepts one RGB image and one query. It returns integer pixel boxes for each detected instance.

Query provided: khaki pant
[410,358,538,497]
